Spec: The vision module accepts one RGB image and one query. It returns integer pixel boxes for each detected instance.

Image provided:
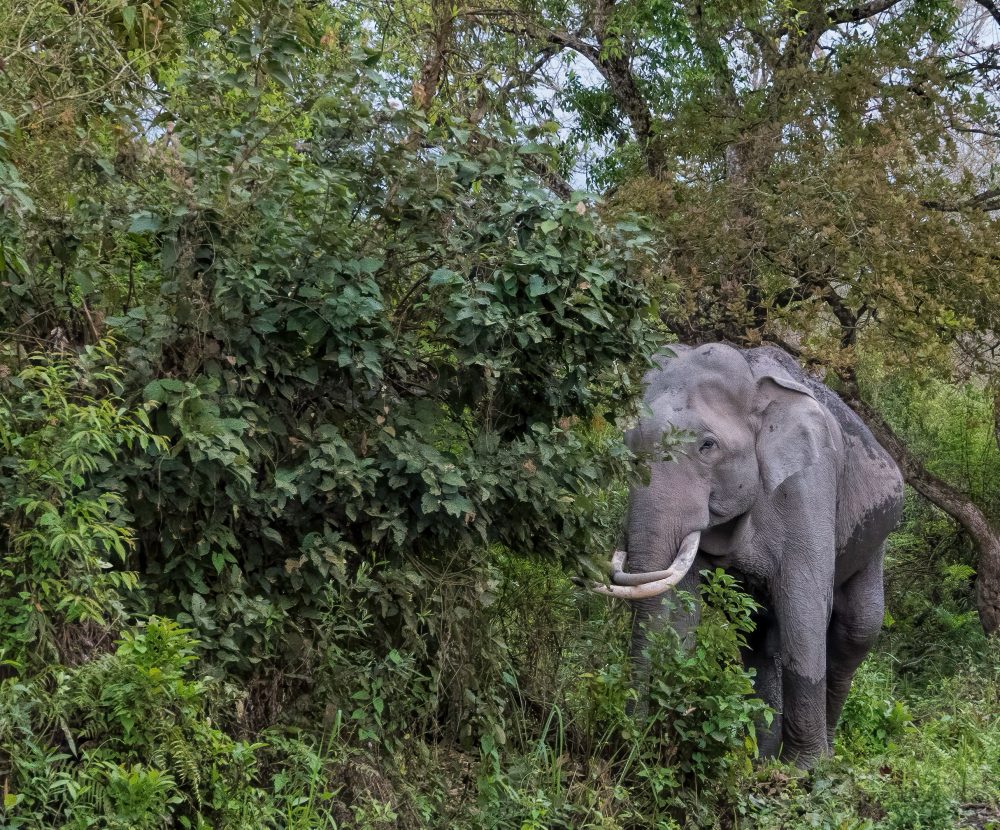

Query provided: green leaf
[429,268,460,286]
[357,257,383,273]
[577,305,608,326]
[528,274,552,297]
[264,60,294,88]
[128,212,161,233]
[517,142,548,155]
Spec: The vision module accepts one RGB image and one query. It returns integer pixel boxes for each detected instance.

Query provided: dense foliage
[0,0,657,673]
[0,0,998,828]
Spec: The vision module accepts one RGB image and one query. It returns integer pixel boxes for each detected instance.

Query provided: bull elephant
[581,343,903,767]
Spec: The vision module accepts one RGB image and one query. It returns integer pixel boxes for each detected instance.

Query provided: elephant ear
[754,374,836,492]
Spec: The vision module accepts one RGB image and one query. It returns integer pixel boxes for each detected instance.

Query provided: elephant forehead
[627,395,751,452]
[646,343,754,394]
[626,410,702,452]
[644,369,754,411]
[650,384,753,428]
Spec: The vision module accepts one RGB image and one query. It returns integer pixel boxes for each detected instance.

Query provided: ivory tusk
[611,531,701,586]
[589,531,701,599]
[613,562,675,586]
[611,548,627,574]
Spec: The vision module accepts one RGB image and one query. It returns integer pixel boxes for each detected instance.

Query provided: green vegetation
[1,0,998,827]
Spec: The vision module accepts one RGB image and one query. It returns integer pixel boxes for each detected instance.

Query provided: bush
[836,661,912,757]
[0,346,163,669]
[0,0,660,749]
[472,568,771,829]
[639,571,771,814]
[1,619,254,827]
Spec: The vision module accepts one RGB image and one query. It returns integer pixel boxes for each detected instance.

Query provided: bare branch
[948,118,1000,140]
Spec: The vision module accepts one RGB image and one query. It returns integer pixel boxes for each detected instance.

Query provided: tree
[417,0,1000,632]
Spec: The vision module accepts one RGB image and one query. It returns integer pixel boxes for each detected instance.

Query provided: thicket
[0,1,998,828]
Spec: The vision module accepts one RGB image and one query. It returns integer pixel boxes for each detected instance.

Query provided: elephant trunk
[625,535,702,717]
[571,466,709,713]
[624,525,703,658]
[621,479,709,715]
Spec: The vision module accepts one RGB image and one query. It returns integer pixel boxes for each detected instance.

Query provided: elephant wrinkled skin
[583,343,903,767]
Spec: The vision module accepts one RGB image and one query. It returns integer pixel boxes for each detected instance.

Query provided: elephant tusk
[587,531,701,599]
[610,531,700,586]
[609,548,669,586]
[612,555,675,586]
[611,548,627,574]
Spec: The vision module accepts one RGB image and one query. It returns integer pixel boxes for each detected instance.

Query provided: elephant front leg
[776,568,834,767]
[741,605,783,758]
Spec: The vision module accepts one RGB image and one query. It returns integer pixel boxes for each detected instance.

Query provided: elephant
[581,343,904,767]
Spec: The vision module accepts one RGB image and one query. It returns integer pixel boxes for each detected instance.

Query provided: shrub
[0,619,257,828]
[639,571,771,809]
[836,661,912,757]
[0,346,163,669]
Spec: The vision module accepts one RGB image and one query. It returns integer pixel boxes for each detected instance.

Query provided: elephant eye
[699,438,717,453]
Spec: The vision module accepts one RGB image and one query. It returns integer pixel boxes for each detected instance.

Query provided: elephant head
[586,343,835,661]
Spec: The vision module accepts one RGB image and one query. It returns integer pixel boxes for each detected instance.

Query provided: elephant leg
[741,605,783,758]
[825,550,885,750]
[775,563,834,767]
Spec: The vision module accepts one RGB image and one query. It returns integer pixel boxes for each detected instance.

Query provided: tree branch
[770,0,904,47]
[588,0,665,173]
[413,0,456,111]
[468,130,573,199]
[922,187,1000,212]
[467,6,665,175]
[826,0,906,25]
[819,283,860,348]
[973,0,1000,29]
[948,118,1000,141]
[520,153,573,200]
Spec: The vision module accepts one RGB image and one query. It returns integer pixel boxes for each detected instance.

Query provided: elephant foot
[779,739,830,770]
[780,672,830,769]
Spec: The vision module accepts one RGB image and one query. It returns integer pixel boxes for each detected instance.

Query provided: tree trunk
[840,381,1000,635]
[412,0,455,112]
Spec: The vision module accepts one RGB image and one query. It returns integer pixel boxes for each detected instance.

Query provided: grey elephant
[581,343,903,767]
